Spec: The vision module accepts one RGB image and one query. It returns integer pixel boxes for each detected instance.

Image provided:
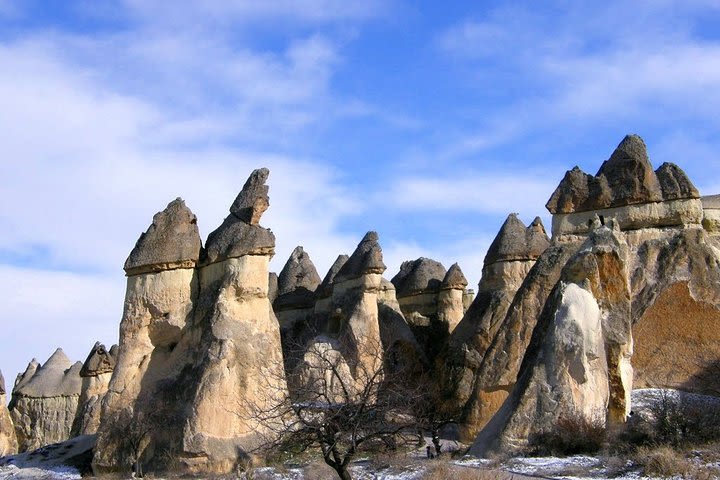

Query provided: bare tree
[247,335,424,480]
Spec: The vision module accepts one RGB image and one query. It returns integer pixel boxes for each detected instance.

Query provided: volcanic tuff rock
[274,246,321,322]
[392,258,446,297]
[335,231,386,281]
[0,370,18,456]
[9,349,83,452]
[124,198,202,276]
[437,215,551,438]
[72,343,117,436]
[317,254,349,300]
[94,169,287,475]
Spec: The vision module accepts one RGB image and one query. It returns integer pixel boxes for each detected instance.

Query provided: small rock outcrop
[9,349,83,452]
[94,169,288,475]
[72,343,117,436]
[0,370,18,456]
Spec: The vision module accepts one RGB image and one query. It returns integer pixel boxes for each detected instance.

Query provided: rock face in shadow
[468,135,720,456]
[94,168,288,475]
[72,343,117,436]
[9,349,83,452]
[0,370,18,456]
[437,214,550,439]
[274,246,322,332]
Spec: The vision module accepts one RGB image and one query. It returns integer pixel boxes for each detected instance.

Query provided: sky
[2,0,720,387]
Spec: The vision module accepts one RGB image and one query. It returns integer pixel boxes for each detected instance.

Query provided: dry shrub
[529,410,606,456]
[302,460,338,480]
[634,446,691,478]
[422,462,515,480]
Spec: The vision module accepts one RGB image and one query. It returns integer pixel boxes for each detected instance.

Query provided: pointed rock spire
[230,167,270,225]
[442,263,468,290]
[124,198,202,276]
[0,370,5,396]
[15,359,39,390]
[277,247,322,297]
[655,162,700,200]
[274,246,322,310]
[546,166,612,214]
[318,254,349,297]
[203,168,275,264]
[597,134,662,206]
[80,342,117,378]
[336,231,386,281]
[15,349,81,398]
[485,214,549,265]
[391,257,446,297]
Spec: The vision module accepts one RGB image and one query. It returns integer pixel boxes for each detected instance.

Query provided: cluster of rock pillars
[1,134,720,473]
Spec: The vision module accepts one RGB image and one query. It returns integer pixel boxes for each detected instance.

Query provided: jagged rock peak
[545,135,695,214]
[597,134,662,206]
[277,246,322,297]
[318,254,349,297]
[230,167,270,225]
[655,162,700,200]
[484,213,549,266]
[15,349,82,398]
[336,231,386,281]
[15,359,39,389]
[442,263,468,289]
[80,342,117,378]
[202,169,275,264]
[124,197,202,276]
[0,370,5,396]
[391,257,447,297]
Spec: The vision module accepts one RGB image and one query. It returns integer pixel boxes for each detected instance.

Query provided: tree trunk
[432,431,442,457]
[332,465,353,480]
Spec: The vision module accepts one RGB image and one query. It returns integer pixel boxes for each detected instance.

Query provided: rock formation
[72,343,117,436]
[468,134,720,456]
[0,370,18,456]
[274,246,321,332]
[94,169,288,474]
[437,214,550,439]
[9,349,82,452]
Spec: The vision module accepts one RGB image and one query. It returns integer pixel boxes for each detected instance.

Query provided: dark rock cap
[546,135,696,214]
[80,342,117,378]
[277,247,322,297]
[442,263,468,290]
[124,198,202,276]
[484,214,550,266]
[317,254,349,298]
[655,162,700,201]
[230,167,270,225]
[203,169,275,264]
[15,349,82,398]
[391,257,446,297]
[274,246,322,310]
[336,231,386,281]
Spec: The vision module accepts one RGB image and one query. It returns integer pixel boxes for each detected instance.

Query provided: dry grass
[421,462,517,480]
[633,446,692,477]
[529,410,606,456]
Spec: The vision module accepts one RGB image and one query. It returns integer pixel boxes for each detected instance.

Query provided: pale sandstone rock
[72,343,117,436]
[9,349,83,452]
[470,282,609,456]
[0,370,18,456]
[95,169,287,475]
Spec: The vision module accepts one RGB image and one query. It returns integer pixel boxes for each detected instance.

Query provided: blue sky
[2,0,720,386]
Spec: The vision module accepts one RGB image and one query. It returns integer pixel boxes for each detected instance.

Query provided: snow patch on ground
[0,464,81,479]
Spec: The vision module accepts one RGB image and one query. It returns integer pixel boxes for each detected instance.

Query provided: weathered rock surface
[72,343,117,436]
[9,349,83,452]
[124,198,202,276]
[274,246,321,330]
[547,135,698,215]
[438,263,469,333]
[392,258,446,298]
[437,215,551,439]
[95,169,288,475]
[0,370,18,456]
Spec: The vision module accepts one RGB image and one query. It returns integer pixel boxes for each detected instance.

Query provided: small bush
[633,446,691,478]
[529,410,606,456]
[422,462,512,479]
